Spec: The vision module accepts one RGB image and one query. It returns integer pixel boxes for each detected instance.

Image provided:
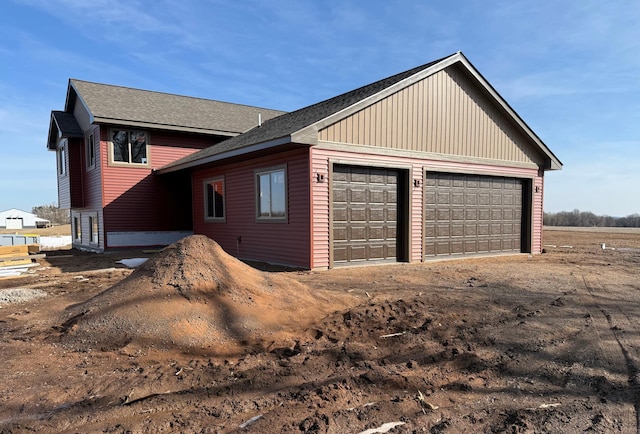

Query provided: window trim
[89,214,99,245]
[58,139,67,176]
[73,215,81,241]
[204,176,226,222]
[255,165,288,222]
[108,128,151,167]
[86,133,96,169]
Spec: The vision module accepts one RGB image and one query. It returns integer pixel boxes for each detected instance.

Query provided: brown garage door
[332,165,398,265]
[424,173,523,257]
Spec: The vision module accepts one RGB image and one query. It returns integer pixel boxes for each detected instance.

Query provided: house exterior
[47,79,285,251]
[158,52,561,269]
[0,209,50,229]
[48,52,561,268]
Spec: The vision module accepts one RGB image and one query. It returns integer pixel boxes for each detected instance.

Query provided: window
[256,167,286,220]
[89,215,98,244]
[73,216,80,241]
[204,177,225,220]
[58,140,67,175]
[110,129,148,165]
[86,133,95,168]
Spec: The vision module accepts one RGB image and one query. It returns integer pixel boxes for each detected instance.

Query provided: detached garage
[161,52,562,269]
[0,209,50,230]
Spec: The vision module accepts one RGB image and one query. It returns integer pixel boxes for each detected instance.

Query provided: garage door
[6,218,23,230]
[332,165,398,265]
[424,173,524,257]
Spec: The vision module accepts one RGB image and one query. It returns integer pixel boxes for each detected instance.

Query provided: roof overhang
[157,136,293,174]
[293,52,562,171]
[91,117,239,137]
[47,111,84,150]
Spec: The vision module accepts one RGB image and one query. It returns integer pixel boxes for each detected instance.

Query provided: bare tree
[32,203,70,225]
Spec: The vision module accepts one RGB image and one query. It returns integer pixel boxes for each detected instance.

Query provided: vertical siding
[319,66,545,166]
[311,145,540,268]
[193,148,311,269]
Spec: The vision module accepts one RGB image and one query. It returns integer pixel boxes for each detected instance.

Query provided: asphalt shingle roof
[69,79,286,135]
[161,56,449,171]
[51,110,84,137]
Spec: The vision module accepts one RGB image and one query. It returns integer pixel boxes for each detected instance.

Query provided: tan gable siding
[319,66,545,167]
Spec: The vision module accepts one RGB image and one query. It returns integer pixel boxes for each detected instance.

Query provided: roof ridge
[69,78,286,113]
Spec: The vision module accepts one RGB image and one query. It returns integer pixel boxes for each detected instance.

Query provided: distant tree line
[32,203,70,225]
[544,209,640,228]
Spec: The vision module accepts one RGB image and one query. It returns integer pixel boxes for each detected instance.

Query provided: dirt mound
[57,235,352,355]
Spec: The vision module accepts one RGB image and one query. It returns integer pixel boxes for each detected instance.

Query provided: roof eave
[92,117,239,137]
[157,136,293,174]
[291,52,462,143]
[67,79,95,124]
[292,51,562,172]
[454,53,563,171]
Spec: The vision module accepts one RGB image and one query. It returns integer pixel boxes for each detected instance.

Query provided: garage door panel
[425,172,525,258]
[333,165,399,265]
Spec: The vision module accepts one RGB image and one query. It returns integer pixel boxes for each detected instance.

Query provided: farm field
[1,228,639,433]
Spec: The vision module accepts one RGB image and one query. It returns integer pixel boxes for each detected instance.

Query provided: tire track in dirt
[581,274,640,433]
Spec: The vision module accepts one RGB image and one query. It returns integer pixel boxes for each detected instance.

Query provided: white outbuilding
[0,208,50,229]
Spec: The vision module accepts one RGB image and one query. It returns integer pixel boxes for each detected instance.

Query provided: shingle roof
[160,56,451,172]
[47,110,84,150]
[68,79,286,135]
[51,110,84,136]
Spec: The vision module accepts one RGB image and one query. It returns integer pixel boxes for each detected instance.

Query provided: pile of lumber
[0,245,42,278]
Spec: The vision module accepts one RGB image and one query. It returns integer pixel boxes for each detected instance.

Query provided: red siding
[192,148,311,268]
[311,146,541,268]
[532,170,544,254]
[101,129,211,236]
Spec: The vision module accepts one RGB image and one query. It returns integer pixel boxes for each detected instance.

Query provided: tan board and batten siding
[319,66,544,168]
[310,63,546,268]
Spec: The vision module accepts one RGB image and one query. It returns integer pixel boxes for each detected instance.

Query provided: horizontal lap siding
[193,148,311,269]
[102,130,209,233]
[310,147,330,268]
[533,171,544,253]
[311,147,424,268]
[312,144,541,268]
[84,126,102,209]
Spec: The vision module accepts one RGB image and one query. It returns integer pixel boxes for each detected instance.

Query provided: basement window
[256,166,287,221]
[109,129,149,165]
[204,177,225,221]
[89,215,99,244]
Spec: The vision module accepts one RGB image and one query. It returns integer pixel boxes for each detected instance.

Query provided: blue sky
[1,0,638,217]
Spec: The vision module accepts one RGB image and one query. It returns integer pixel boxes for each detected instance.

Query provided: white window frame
[204,177,225,221]
[255,166,287,222]
[108,129,150,166]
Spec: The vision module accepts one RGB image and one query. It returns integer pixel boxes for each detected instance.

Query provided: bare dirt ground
[1,228,640,433]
